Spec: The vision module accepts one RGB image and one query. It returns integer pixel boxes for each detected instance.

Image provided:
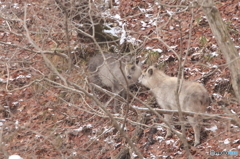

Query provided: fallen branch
[132,106,238,124]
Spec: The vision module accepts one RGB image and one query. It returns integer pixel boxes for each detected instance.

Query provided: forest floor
[0,0,240,158]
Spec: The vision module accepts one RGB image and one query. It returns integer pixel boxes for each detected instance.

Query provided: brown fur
[138,65,209,146]
[88,53,142,113]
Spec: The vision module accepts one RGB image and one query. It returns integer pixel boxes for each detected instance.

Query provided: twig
[44,77,144,159]
[132,106,235,121]
[23,3,68,86]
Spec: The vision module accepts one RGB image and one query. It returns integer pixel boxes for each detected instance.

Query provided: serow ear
[129,56,135,64]
[136,59,143,68]
[135,58,139,64]
[122,56,131,63]
[148,68,153,76]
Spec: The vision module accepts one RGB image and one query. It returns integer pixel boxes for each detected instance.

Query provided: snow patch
[214,78,229,87]
[0,78,6,83]
[231,109,236,114]
[219,138,230,144]
[72,152,77,156]
[8,155,23,159]
[207,63,218,68]
[137,6,153,12]
[169,45,178,49]
[224,138,230,144]
[114,142,121,148]
[156,126,164,131]
[132,152,138,158]
[35,135,41,138]
[165,139,174,145]
[15,120,19,129]
[73,124,92,132]
[205,125,218,132]
[113,14,121,20]
[166,10,174,16]
[159,155,172,158]
[104,136,114,144]
[149,152,157,159]
[12,102,19,105]
[26,74,32,78]
[212,93,222,100]
[103,23,120,37]
[141,21,147,27]
[126,37,142,45]
[12,3,20,9]
[155,136,164,142]
[191,52,201,56]
[120,23,126,44]
[146,46,163,53]
[211,44,217,49]
[184,67,201,76]
[174,151,183,155]
[0,119,5,129]
[103,127,114,133]
[210,52,219,57]
[89,135,99,141]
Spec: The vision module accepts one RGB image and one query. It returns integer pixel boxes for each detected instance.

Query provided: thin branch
[132,106,235,121]
[44,77,144,159]
[23,3,68,86]
[0,41,69,58]
[54,0,72,71]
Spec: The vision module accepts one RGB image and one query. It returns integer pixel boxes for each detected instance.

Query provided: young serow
[138,65,209,146]
[88,53,142,113]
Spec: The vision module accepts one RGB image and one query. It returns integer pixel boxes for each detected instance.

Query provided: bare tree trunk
[197,0,240,102]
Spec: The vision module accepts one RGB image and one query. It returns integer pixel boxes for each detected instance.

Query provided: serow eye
[127,75,131,79]
[131,66,135,71]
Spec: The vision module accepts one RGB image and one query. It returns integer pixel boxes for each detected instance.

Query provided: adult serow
[88,53,142,113]
[138,65,209,146]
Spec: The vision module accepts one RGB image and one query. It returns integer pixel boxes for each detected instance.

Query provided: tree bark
[197,0,240,102]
